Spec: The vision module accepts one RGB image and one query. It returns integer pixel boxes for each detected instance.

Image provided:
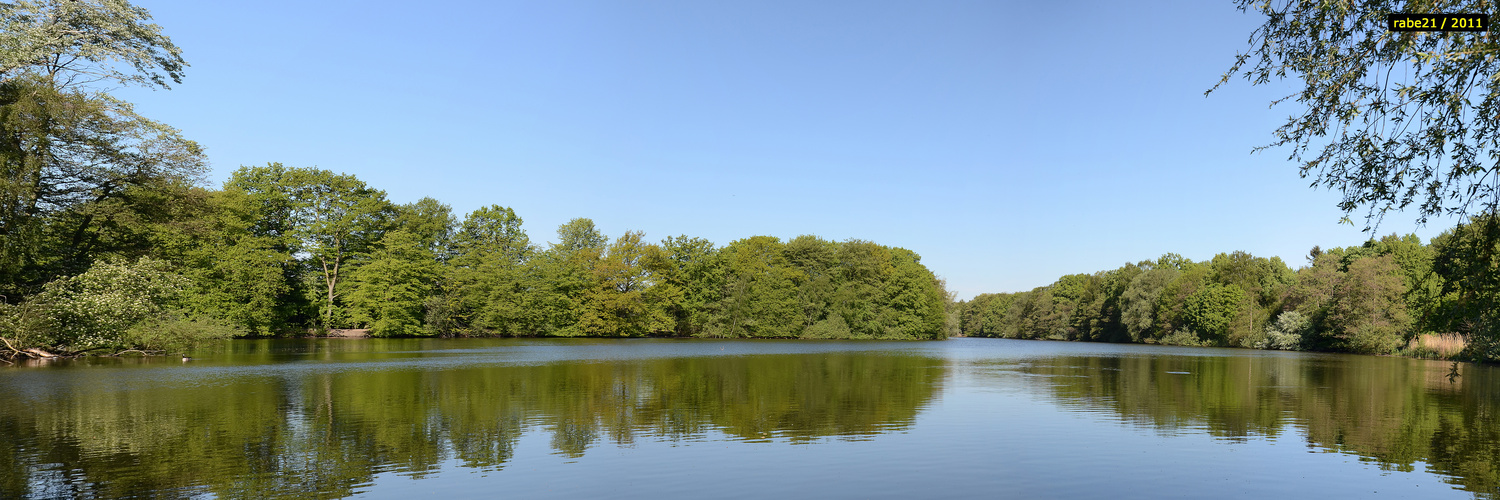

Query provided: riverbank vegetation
[0,159,952,358]
[956,221,1500,362]
[0,2,950,360]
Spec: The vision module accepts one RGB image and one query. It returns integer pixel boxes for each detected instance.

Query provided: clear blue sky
[114,0,1458,300]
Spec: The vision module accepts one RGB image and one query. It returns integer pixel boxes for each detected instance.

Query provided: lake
[1,337,1496,499]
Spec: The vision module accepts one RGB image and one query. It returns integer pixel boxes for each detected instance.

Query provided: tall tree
[1431,214,1500,358]
[0,1,195,291]
[393,197,455,258]
[1328,254,1412,354]
[710,236,803,338]
[577,230,670,336]
[346,229,442,337]
[878,248,947,340]
[645,235,720,337]
[175,189,303,335]
[532,218,606,336]
[1121,266,1178,342]
[443,205,533,335]
[225,164,391,329]
[0,0,185,88]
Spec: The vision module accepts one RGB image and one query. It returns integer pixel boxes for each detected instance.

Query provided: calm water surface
[2,338,1497,498]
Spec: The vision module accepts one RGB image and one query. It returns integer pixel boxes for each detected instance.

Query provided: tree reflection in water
[1012,351,1500,497]
[0,348,944,499]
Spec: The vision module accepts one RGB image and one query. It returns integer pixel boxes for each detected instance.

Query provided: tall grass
[1405,333,1468,359]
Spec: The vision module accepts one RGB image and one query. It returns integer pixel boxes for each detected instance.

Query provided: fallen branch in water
[1,336,29,359]
[23,348,56,358]
[1,337,73,360]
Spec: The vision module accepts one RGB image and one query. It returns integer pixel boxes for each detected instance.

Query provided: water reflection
[0,342,944,499]
[1004,349,1500,497]
[6,339,1500,499]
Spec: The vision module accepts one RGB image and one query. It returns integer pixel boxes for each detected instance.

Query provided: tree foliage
[1,257,231,354]
[224,164,391,329]
[0,0,185,89]
[1214,0,1500,227]
[956,237,1492,360]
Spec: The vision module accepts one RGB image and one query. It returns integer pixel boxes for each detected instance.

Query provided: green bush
[36,257,189,350]
[1256,311,1308,351]
[802,315,852,339]
[125,314,237,353]
[8,257,239,354]
[1159,329,1206,347]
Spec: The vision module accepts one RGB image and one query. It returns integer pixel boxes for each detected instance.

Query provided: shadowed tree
[0,1,196,292]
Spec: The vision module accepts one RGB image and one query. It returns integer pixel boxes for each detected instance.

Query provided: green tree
[709,236,803,338]
[346,230,443,337]
[0,0,194,292]
[394,197,455,258]
[176,189,303,335]
[1293,252,1412,354]
[1010,287,1064,339]
[577,231,670,336]
[1328,255,1411,354]
[1207,251,1294,311]
[1214,0,1500,227]
[784,235,838,335]
[979,293,1014,338]
[1290,252,1342,343]
[1093,264,1141,343]
[530,218,607,336]
[646,235,720,337]
[1121,266,1178,342]
[443,205,534,336]
[225,164,392,329]
[1184,282,1249,346]
[0,77,205,289]
[878,247,947,340]
[829,240,892,339]
[1430,215,1500,358]
[1363,233,1444,334]
[0,0,185,88]
[1154,261,1210,338]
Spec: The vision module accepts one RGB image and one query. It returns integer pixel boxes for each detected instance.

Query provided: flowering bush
[1255,311,1308,351]
[11,257,236,354]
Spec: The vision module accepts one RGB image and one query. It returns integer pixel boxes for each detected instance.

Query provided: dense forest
[0,159,952,355]
[955,222,1500,362]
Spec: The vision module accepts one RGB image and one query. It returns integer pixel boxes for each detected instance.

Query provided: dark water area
[1,338,1496,499]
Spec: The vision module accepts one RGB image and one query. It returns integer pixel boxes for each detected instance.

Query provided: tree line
[956,221,1500,362]
[0,161,952,355]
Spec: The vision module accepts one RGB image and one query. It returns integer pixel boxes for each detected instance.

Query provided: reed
[1406,333,1468,359]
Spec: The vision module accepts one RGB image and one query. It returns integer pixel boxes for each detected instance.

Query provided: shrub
[125,314,237,353]
[12,257,239,354]
[36,257,189,351]
[1159,329,1206,347]
[802,315,852,339]
[1255,311,1308,351]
